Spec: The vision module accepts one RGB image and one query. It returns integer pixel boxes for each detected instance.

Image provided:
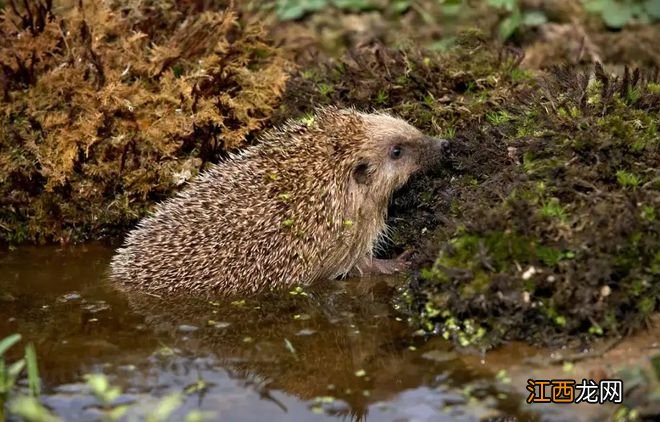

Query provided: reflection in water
[0,244,531,421]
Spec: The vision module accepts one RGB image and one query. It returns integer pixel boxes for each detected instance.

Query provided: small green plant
[442,126,456,140]
[317,82,335,96]
[641,205,656,221]
[616,170,641,188]
[540,197,569,222]
[1,334,213,422]
[84,373,213,422]
[374,89,389,105]
[146,394,182,422]
[1,334,44,422]
[9,397,62,422]
[84,373,128,421]
[583,0,660,29]
[486,110,513,125]
[487,0,548,40]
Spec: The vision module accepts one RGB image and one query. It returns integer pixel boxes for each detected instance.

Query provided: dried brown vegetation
[0,0,288,244]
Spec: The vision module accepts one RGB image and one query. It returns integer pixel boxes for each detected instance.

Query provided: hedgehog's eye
[389,145,403,160]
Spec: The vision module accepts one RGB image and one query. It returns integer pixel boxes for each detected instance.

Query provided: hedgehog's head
[351,111,449,196]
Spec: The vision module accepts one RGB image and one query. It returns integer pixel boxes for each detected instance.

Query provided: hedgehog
[109,107,448,296]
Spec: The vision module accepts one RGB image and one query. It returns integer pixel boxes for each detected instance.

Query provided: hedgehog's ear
[352,160,372,185]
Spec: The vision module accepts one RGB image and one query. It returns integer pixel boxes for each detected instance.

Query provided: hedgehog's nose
[429,137,450,155]
[437,138,450,153]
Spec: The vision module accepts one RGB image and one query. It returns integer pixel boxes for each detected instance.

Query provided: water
[1,244,564,421]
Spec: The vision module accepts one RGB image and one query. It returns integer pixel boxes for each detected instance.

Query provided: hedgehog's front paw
[352,251,413,276]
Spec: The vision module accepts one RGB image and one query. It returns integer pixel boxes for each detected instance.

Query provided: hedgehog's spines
[109,107,440,297]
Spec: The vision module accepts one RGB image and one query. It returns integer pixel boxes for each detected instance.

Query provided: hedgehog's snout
[428,136,450,154]
[421,136,451,167]
[436,138,450,153]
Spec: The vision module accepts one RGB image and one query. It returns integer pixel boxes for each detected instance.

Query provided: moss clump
[0,0,287,245]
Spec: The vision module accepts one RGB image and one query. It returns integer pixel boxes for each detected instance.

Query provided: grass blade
[0,335,22,357]
[25,344,41,397]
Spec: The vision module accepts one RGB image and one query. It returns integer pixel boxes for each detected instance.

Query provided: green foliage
[374,89,389,105]
[1,335,214,422]
[84,374,213,422]
[317,82,335,96]
[540,197,568,222]
[85,373,123,407]
[0,334,21,357]
[147,394,183,422]
[367,50,660,348]
[486,110,513,125]
[487,0,548,40]
[275,0,375,20]
[583,0,660,28]
[275,0,326,20]
[25,344,40,397]
[9,397,61,422]
[1,334,44,422]
[616,170,641,188]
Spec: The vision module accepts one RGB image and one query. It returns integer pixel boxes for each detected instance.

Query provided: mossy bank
[405,64,659,349]
[276,34,659,348]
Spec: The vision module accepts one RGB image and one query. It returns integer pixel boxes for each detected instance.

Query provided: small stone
[210,321,231,329]
[58,292,81,302]
[522,266,536,280]
[600,285,611,297]
[177,324,199,333]
[421,350,458,363]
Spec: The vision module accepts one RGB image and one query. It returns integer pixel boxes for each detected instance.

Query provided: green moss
[486,110,513,125]
[557,105,580,119]
[522,153,561,176]
[616,170,641,188]
[460,271,491,298]
[540,197,568,222]
[651,250,660,275]
[317,82,335,96]
[536,246,562,267]
[641,206,656,222]
[374,89,389,105]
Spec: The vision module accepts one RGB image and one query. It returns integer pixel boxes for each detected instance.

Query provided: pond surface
[0,244,618,421]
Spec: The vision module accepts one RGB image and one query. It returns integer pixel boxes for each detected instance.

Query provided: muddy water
[0,244,622,422]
